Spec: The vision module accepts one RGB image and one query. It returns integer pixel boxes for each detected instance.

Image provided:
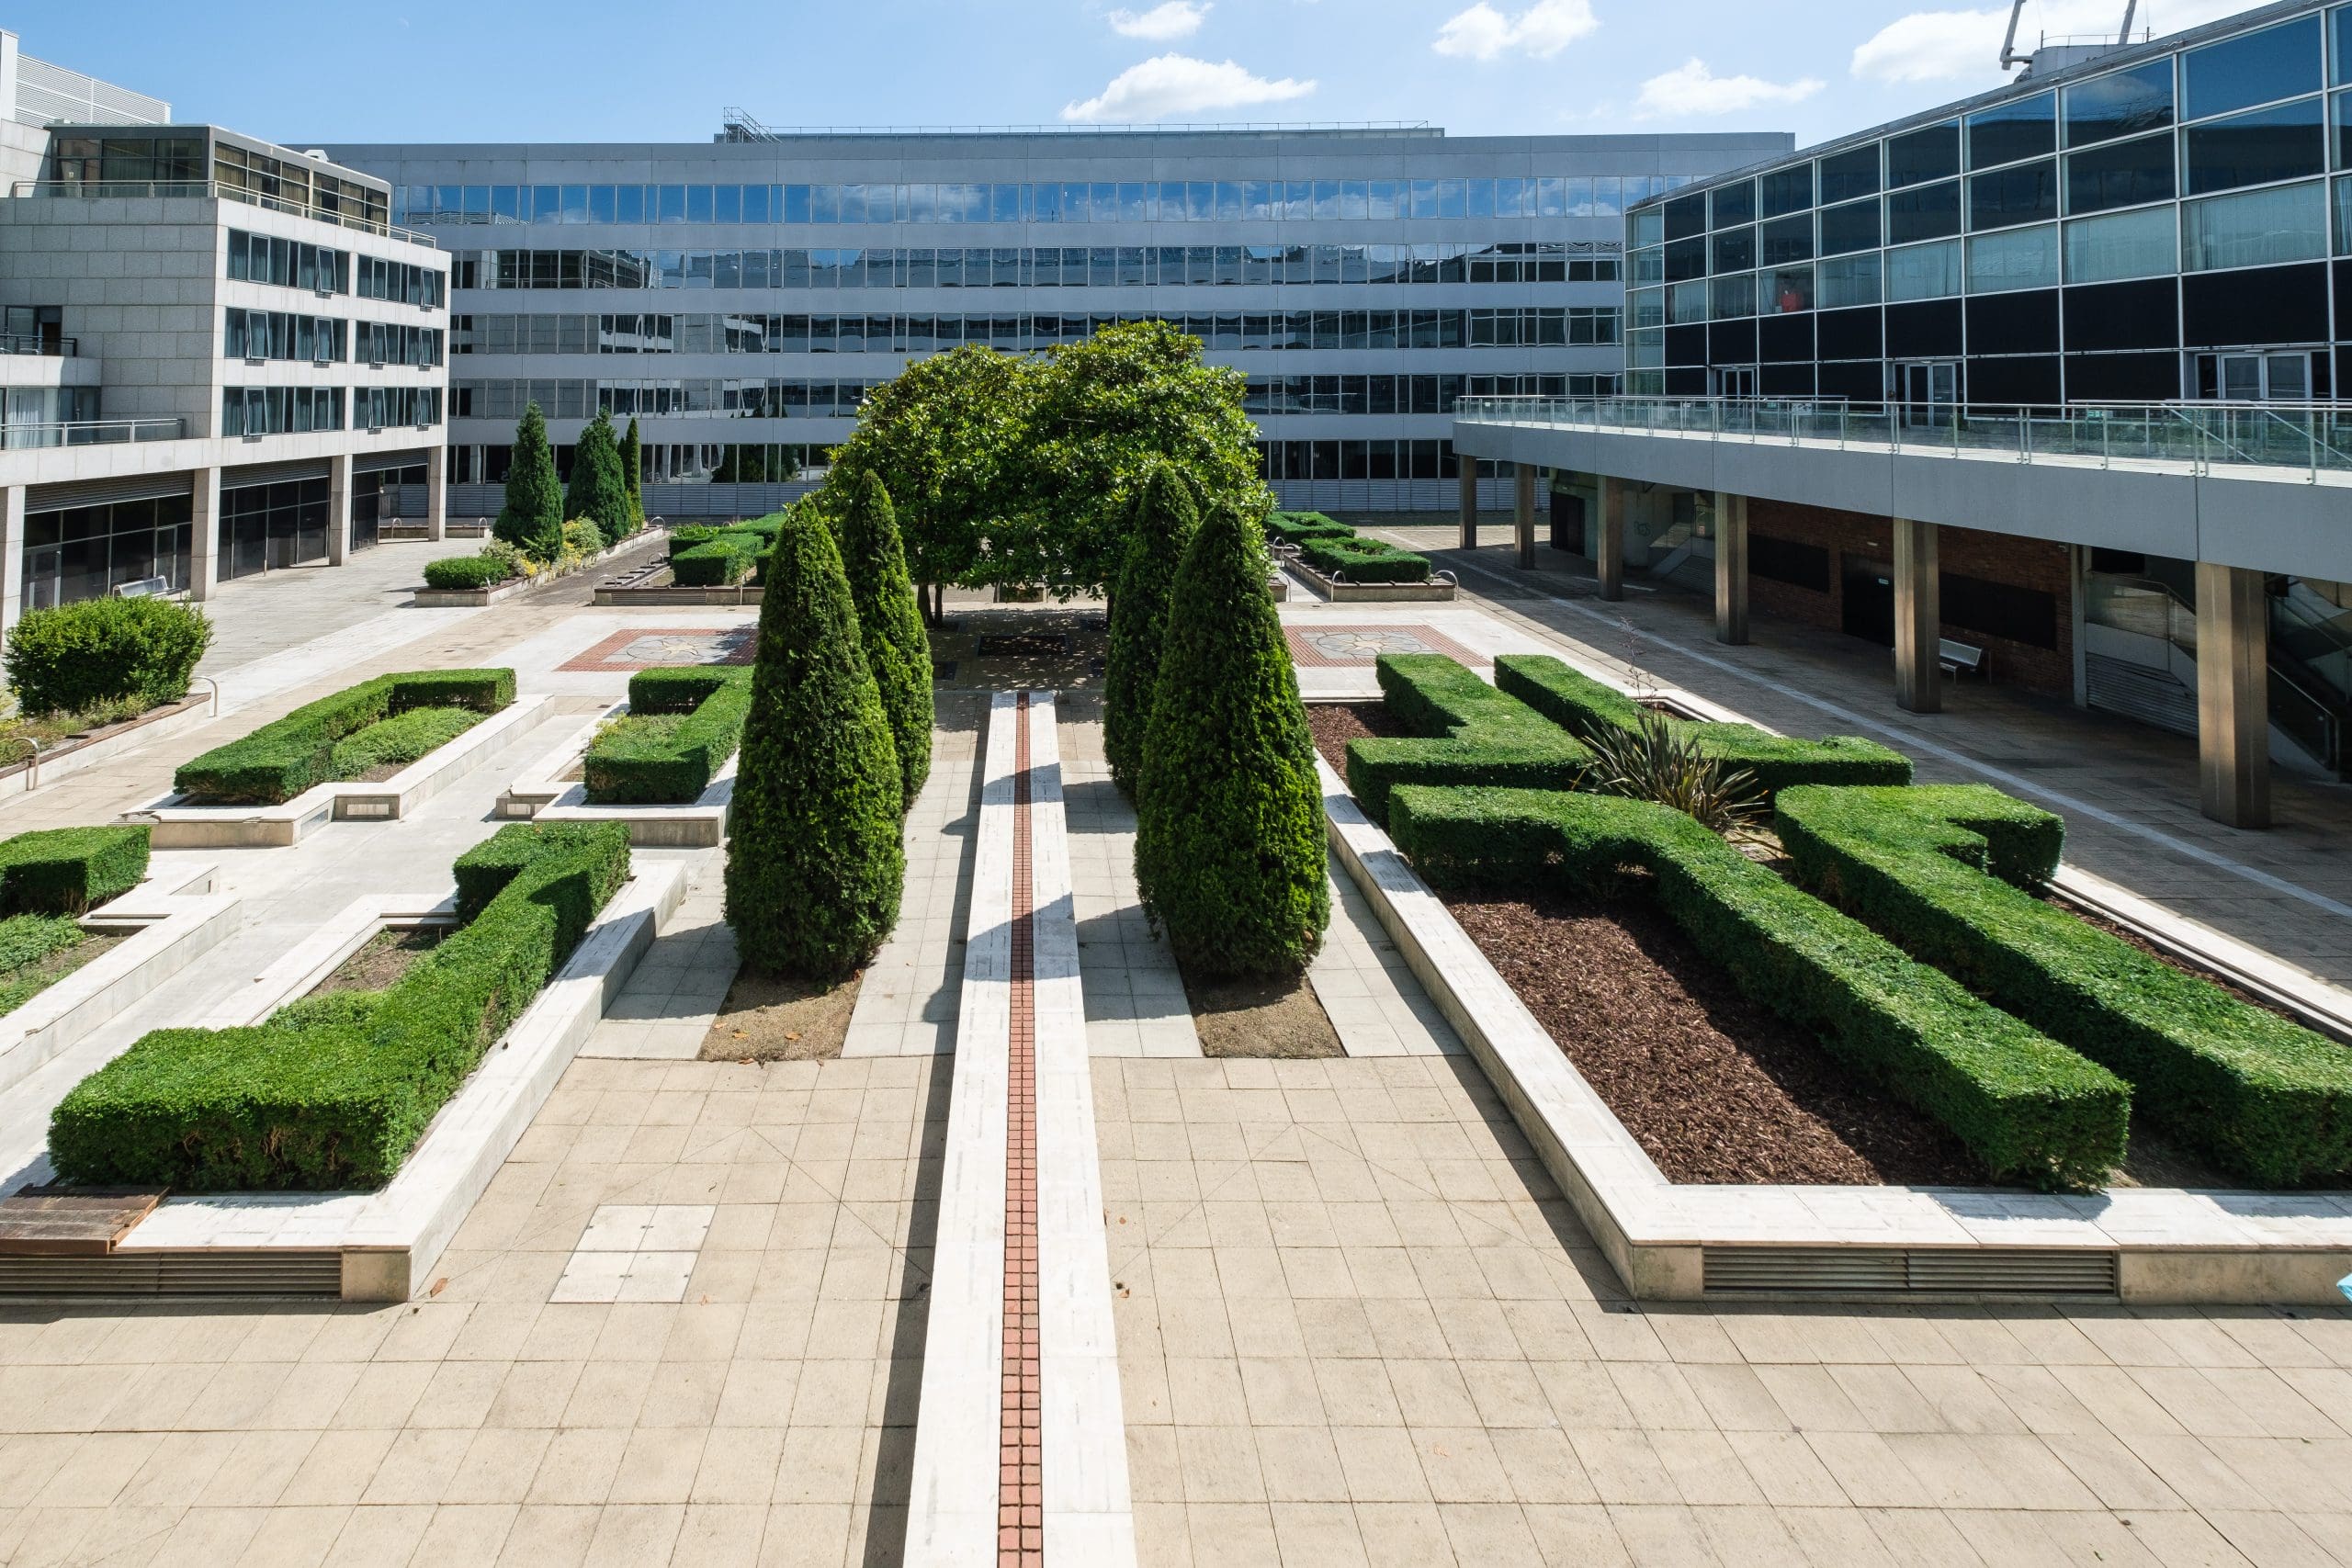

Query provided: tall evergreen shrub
[564,409,632,548]
[493,403,564,561]
[726,512,905,978]
[831,470,933,805]
[1102,464,1199,796]
[1133,503,1329,977]
[622,416,645,528]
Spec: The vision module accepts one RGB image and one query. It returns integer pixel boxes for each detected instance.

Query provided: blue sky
[10,0,2282,149]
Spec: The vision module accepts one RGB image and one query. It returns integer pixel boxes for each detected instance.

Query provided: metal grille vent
[0,1251,340,1299]
[1703,1246,2118,1299]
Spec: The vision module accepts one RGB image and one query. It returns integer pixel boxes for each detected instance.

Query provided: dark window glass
[1818,196,1882,255]
[1664,235,1707,281]
[2338,90,2352,170]
[2183,15,2321,121]
[2064,59,2175,146]
[1761,164,1814,217]
[1664,192,1707,240]
[1886,121,1961,187]
[1886,178,1962,243]
[2182,97,2326,194]
[1759,213,1814,265]
[1710,227,1755,274]
[2338,4,2352,86]
[1819,145,1880,203]
[1969,160,2059,228]
[1969,92,2056,167]
[1709,179,1756,228]
[2065,132,2177,213]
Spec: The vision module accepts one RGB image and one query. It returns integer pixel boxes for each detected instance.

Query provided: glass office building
[323,126,1789,513]
[1623,0,2352,410]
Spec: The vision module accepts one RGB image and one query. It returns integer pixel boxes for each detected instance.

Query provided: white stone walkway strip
[211,606,488,716]
[843,748,981,1057]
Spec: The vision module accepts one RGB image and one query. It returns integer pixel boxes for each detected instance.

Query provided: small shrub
[1104,463,1199,795]
[670,536,759,587]
[1265,513,1354,547]
[4,597,213,717]
[0,913,85,1019]
[422,555,515,592]
[0,825,150,915]
[831,470,933,805]
[175,670,514,803]
[562,518,605,558]
[672,524,720,547]
[1134,503,1329,978]
[328,706,481,777]
[582,667,753,803]
[1297,535,1431,584]
[1343,654,1590,826]
[1582,712,1765,833]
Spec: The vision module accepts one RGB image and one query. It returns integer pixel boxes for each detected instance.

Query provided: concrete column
[1456,460,1477,550]
[325,454,354,566]
[2194,560,2270,829]
[188,467,220,603]
[1713,491,1748,645]
[425,455,447,542]
[0,486,25,644]
[1513,463,1537,570]
[1595,476,1624,601]
[1893,516,1940,714]
[2068,544,2089,709]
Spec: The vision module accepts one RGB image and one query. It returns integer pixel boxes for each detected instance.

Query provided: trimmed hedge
[0,825,151,915]
[671,536,760,586]
[1777,784,2352,1185]
[422,555,516,592]
[832,471,933,806]
[51,822,631,1190]
[4,596,212,717]
[1343,653,1591,826]
[1266,511,1354,547]
[582,666,754,803]
[0,914,85,1020]
[672,524,720,546]
[1387,784,2130,1190]
[1298,535,1431,584]
[1494,654,1911,799]
[174,670,515,804]
[329,706,482,778]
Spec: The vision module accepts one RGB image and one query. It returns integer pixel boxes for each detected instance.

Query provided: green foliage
[0,914,85,1019]
[1777,784,2352,1185]
[1104,464,1201,795]
[831,470,933,805]
[1264,512,1354,546]
[1581,712,1765,833]
[564,408,634,547]
[0,825,150,915]
[562,519,605,557]
[422,555,517,592]
[51,823,630,1190]
[4,596,212,717]
[622,415,644,526]
[494,402,565,561]
[1297,535,1431,584]
[670,536,760,586]
[726,511,905,979]
[672,524,719,546]
[1495,655,1913,799]
[1133,504,1329,978]
[1387,785,2131,1190]
[175,670,514,804]
[1342,654,1591,826]
[582,667,753,804]
[826,344,1021,594]
[328,706,482,778]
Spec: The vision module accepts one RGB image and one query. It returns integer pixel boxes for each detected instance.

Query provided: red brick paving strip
[1001,690,1043,1567]
[1281,623,1486,669]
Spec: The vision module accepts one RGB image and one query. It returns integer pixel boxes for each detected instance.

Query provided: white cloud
[1108,2,1209,41]
[1634,58,1824,118]
[1851,1,2274,85]
[1431,0,1598,62]
[1061,53,1317,121]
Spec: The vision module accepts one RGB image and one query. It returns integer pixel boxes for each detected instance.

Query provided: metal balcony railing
[7,180,437,248]
[1452,396,2352,484]
[0,333,75,356]
[0,416,187,448]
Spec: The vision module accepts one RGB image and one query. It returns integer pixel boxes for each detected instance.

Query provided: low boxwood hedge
[1298,535,1432,584]
[0,913,86,1020]
[1387,784,2130,1190]
[583,666,754,803]
[1343,653,1590,825]
[0,825,150,915]
[1266,511,1355,547]
[174,670,514,804]
[671,536,761,586]
[328,706,482,778]
[1494,655,1912,798]
[50,821,631,1190]
[1777,783,2352,1185]
[422,555,516,592]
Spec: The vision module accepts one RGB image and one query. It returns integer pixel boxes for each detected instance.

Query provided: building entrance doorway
[1896,361,1958,427]
[2197,350,2314,401]
[1713,366,1758,399]
[1841,554,1895,647]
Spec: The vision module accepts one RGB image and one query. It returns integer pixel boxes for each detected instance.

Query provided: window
[1819,145,1880,204]
[1886,122,1961,187]
[2338,3,2352,86]
[1710,227,1755,274]
[1629,209,1664,248]
[1818,197,1881,255]
[1967,224,2059,291]
[220,387,344,436]
[1761,164,1814,217]
[223,309,345,362]
[2066,132,2176,214]
[2065,59,2176,146]
[2340,174,2352,253]
[1816,252,1881,308]
[1759,213,1814,265]
[2064,206,2178,282]
[1969,160,2059,229]
[1887,179,1962,243]
[1664,192,1707,240]
[1709,179,1756,228]
[1969,92,2056,167]
[226,231,349,294]
[1666,279,1708,324]
[2182,14,2323,121]
[2181,178,2329,268]
[2338,90,2352,169]
[2183,97,2327,194]
[1886,239,1963,300]
[1765,264,1814,313]
[1710,273,1756,320]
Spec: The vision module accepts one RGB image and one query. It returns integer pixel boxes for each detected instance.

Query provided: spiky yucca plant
[1581,712,1766,835]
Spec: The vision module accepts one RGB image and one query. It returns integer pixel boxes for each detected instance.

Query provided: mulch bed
[1305,700,1408,774]
[1181,963,1344,1058]
[312,929,444,997]
[700,968,863,1061]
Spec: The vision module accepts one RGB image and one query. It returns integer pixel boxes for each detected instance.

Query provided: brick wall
[1746,499,2075,697]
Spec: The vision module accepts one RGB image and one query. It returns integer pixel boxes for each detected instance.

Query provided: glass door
[2202,350,2314,401]
[1713,366,1758,399]
[1896,361,1958,428]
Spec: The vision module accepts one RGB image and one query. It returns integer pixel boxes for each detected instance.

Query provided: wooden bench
[1939,638,1985,679]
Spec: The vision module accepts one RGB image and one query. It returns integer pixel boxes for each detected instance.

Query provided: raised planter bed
[0,690,219,803]
[594,581,765,607]
[1283,558,1456,603]
[414,526,665,607]
[498,704,735,847]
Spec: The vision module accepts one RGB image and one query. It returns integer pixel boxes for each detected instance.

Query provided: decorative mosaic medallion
[1283,624,1484,669]
[560,626,757,673]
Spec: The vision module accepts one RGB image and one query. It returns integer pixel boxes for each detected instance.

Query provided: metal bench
[1938,638,1985,679]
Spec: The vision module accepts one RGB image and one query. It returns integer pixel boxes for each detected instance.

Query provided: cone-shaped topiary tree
[1133,502,1329,978]
[727,511,906,979]
[494,403,564,561]
[564,409,632,548]
[1103,462,1199,797]
[622,416,645,529]
[831,468,933,806]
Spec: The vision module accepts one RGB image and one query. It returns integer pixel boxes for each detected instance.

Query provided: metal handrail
[0,333,75,357]
[0,416,187,448]
[8,180,438,248]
